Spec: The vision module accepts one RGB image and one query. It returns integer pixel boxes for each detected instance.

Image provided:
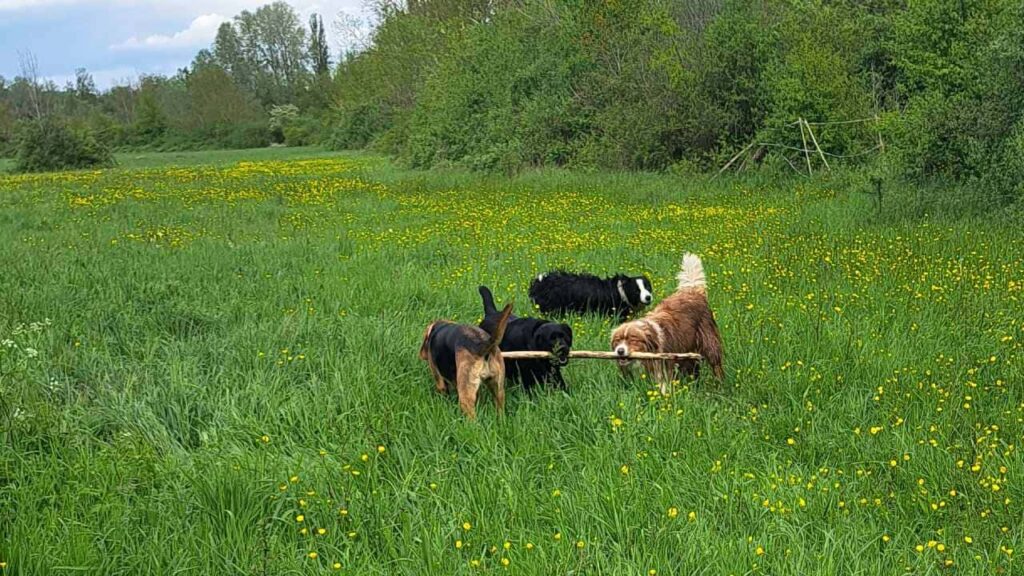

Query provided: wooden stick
[798,118,813,176]
[712,141,755,181]
[501,350,702,361]
[804,119,831,171]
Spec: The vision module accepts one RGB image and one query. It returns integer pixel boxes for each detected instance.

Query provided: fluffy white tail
[676,253,707,292]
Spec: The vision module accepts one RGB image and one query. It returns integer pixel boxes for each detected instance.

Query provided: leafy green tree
[309,14,331,76]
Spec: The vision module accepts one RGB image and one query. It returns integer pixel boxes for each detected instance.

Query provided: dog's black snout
[642,295,652,304]
[616,347,627,357]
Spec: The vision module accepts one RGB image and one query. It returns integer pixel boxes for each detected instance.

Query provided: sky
[0,0,371,89]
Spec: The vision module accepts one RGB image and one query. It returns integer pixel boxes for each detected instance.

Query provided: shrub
[328,103,390,150]
[222,122,272,149]
[14,119,115,173]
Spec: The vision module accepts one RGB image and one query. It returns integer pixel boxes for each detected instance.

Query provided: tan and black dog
[419,303,513,420]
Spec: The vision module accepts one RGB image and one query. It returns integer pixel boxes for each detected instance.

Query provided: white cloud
[110,13,227,51]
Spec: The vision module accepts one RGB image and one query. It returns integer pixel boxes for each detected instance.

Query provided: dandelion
[503,541,511,550]
[463,522,472,531]
[260,435,270,443]
[688,511,697,521]
[526,542,534,550]
[295,514,304,523]
[455,540,463,549]
[882,535,890,542]
[755,546,765,556]
[553,532,562,541]
[501,558,510,567]
[317,528,326,535]
[576,540,585,549]
[377,445,386,453]
[333,563,342,570]
[308,552,318,559]
[786,437,796,445]
[620,465,630,475]
[360,453,369,462]
[964,536,973,544]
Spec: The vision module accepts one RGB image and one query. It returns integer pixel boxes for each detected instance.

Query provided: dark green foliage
[321,0,1022,205]
[13,118,114,172]
[309,13,331,77]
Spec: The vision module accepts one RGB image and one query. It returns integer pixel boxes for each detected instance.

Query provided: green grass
[1,148,1021,575]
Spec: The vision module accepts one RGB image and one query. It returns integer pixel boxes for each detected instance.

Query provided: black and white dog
[478,286,573,391]
[528,271,653,320]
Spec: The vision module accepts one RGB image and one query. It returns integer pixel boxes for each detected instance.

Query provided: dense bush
[14,119,115,173]
[322,0,1023,205]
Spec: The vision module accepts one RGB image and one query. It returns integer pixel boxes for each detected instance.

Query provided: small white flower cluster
[1,318,51,365]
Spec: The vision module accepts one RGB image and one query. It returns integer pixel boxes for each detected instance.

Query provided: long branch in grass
[500,350,702,361]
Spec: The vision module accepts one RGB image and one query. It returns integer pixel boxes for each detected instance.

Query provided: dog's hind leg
[457,378,480,420]
[485,377,505,416]
[456,350,480,420]
[434,374,449,394]
[485,358,506,415]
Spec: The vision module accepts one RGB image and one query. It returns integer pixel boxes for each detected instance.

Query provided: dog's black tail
[478,285,498,316]
[485,303,514,356]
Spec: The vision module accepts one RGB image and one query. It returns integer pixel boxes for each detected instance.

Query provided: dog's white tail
[676,253,707,292]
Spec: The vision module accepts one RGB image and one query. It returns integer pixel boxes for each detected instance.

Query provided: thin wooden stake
[501,350,702,361]
[798,117,813,176]
[803,119,831,171]
[712,141,755,181]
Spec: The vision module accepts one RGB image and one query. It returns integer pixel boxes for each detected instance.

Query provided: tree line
[2,0,1022,204]
[332,0,1023,203]
[0,1,335,160]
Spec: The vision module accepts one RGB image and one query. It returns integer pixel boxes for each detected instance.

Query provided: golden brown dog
[610,253,724,394]
[419,303,513,420]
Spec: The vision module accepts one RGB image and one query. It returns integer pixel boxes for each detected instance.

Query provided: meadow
[0,148,1022,575]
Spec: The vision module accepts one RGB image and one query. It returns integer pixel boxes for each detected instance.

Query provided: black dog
[528,271,653,320]
[479,286,573,391]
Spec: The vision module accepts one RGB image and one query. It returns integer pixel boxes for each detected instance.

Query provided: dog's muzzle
[552,342,570,366]
[615,345,631,366]
[641,295,652,304]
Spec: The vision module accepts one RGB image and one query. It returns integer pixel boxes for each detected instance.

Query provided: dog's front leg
[550,368,567,390]
[618,362,634,382]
